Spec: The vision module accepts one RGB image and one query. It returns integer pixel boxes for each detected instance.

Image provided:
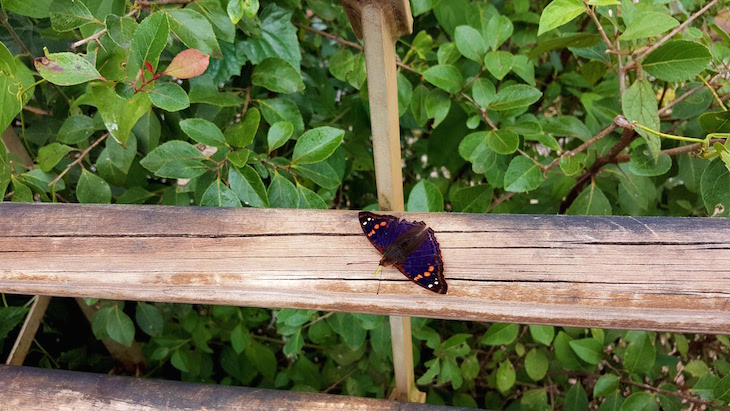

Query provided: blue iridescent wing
[359,211,400,253]
[395,227,447,294]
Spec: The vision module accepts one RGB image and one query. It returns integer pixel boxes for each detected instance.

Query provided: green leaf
[496,360,516,392]
[450,184,493,213]
[258,98,304,136]
[594,375,620,397]
[251,57,305,94]
[397,72,413,118]
[245,340,277,378]
[130,12,169,71]
[49,0,101,32]
[241,4,300,69]
[20,170,65,193]
[538,0,585,36]
[425,89,451,128]
[568,182,612,215]
[484,51,513,80]
[628,147,672,177]
[485,15,513,51]
[76,170,111,204]
[165,9,222,59]
[488,129,519,155]
[620,392,658,411]
[699,111,730,134]
[504,156,543,192]
[642,41,712,82]
[328,49,354,82]
[155,160,208,179]
[34,52,104,86]
[472,77,496,108]
[521,389,549,411]
[530,325,555,345]
[624,331,656,375]
[327,313,367,350]
[411,85,429,127]
[106,15,137,49]
[37,143,72,172]
[569,338,603,365]
[489,84,542,111]
[619,12,679,41]
[92,84,151,146]
[136,302,163,337]
[440,357,464,389]
[149,82,190,112]
[700,159,730,217]
[555,331,587,370]
[292,127,344,165]
[201,179,242,207]
[525,348,549,381]
[482,323,519,345]
[180,118,226,147]
[565,383,589,411]
[0,306,30,346]
[57,115,95,144]
[692,373,720,400]
[189,74,245,107]
[454,25,486,62]
[268,172,299,208]
[189,0,236,43]
[714,374,730,402]
[512,55,536,86]
[140,141,204,173]
[106,305,135,347]
[623,80,660,160]
[417,358,440,385]
[229,166,269,207]
[406,180,444,212]
[0,141,10,198]
[297,184,326,209]
[226,108,260,148]
[227,149,251,168]
[231,323,251,354]
[423,65,463,94]
[291,162,341,190]
[560,153,586,176]
[267,122,293,154]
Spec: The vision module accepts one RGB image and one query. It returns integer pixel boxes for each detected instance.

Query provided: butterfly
[359,211,447,294]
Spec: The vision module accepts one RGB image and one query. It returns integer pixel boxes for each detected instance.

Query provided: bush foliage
[1,0,730,408]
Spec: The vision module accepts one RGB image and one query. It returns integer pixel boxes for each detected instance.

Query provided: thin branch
[629,0,720,66]
[544,118,622,173]
[614,139,726,163]
[585,5,615,52]
[488,192,514,212]
[296,23,363,51]
[23,106,52,116]
[136,0,194,7]
[699,75,727,112]
[658,73,725,116]
[49,133,109,187]
[0,11,32,56]
[72,9,139,49]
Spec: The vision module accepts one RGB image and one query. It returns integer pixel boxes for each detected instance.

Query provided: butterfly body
[359,211,447,294]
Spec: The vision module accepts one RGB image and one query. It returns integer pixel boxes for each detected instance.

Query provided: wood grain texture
[5,296,51,365]
[0,365,462,411]
[340,0,413,40]
[1,203,729,333]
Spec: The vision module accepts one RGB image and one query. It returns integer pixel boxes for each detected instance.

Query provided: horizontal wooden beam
[0,365,455,410]
[1,203,729,333]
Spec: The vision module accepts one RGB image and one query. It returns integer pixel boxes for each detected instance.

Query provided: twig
[72,9,139,49]
[301,312,334,330]
[628,0,720,67]
[49,133,109,186]
[544,119,622,173]
[136,0,194,7]
[699,75,727,112]
[585,5,615,52]
[0,11,32,56]
[488,192,514,212]
[23,106,52,116]
[296,23,363,51]
[614,139,726,163]
[241,86,251,117]
[659,74,725,117]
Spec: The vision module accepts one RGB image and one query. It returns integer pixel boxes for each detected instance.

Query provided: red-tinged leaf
[162,49,209,79]
[144,60,154,74]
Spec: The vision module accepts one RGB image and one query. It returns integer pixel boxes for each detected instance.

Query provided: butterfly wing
[359,211,400,254]
[395,227,447,294]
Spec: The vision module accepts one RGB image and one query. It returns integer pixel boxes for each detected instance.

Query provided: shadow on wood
[1,203,729,333]
[0,365,463,410]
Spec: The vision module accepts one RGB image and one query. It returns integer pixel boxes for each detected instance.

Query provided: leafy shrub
[1,0,730,408]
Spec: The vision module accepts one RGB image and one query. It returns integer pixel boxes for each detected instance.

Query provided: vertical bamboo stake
[339,0,424,402]
[5,295,52,365]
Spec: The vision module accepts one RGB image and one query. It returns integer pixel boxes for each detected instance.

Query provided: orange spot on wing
[414,274,423,280]
[374,224,380,229]
[424,272,430,277]
[428,265,434,272]
[381,221,387,226]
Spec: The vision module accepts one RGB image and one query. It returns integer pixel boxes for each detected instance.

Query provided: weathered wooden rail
[2,203,729,334]
[0,365,461,411]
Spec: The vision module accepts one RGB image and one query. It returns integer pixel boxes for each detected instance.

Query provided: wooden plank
[5,295,51,365]
[1,204,729,333]
[349,0,419,402]
[0,365,461,411]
